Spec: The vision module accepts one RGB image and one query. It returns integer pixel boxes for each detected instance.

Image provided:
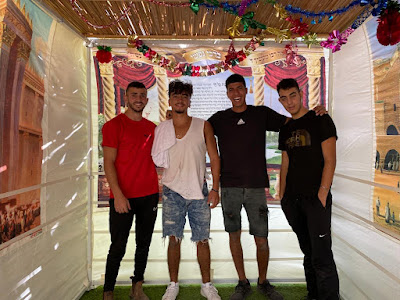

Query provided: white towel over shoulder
[151,119,176,168]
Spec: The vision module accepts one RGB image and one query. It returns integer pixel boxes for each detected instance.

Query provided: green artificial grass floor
[80,283,307,300]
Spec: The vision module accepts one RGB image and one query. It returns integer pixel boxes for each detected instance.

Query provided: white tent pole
[86,43,94,288]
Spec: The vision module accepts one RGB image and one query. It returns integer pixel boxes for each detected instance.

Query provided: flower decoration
[266,27,291,43]
[96,46,113,63]
[320,29,353,52]
[376,0,400,46]
[302,33,319,48]
[274,3,288,19]
[286,16,309,37]
[227,16,242,39]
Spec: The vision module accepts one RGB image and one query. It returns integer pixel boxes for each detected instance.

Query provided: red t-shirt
[102,114,158,199]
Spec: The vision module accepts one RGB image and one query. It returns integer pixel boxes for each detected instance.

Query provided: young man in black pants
[102,82,159,300]
[278,78,340,300]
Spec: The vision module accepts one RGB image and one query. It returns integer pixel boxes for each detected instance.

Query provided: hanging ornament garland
[127,34,266,76]
[376,0,400,46]
[69,0,399,55]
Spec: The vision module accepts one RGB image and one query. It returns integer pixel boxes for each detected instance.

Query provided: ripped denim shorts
[162,184,210,242]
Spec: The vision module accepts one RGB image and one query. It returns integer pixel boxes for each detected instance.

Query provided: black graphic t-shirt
[278,111,337,196]
[208,105,286,188]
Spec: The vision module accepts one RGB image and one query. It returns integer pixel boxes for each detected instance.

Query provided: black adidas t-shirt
[208,105,286,188]
[278,111,337,196]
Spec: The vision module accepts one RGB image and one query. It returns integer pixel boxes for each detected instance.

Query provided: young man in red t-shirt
[102,81,159,300]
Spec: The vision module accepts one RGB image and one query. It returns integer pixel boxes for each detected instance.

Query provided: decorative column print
[0,24,17,192]
[99,62,116,122]
[252,65,265,106]
[154,66,168,122]
[304,54,321,109]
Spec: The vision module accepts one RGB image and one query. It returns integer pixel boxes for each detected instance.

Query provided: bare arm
[204,121,220,209]
[103,146,131,213]
[279,151,289,200]
[318,137,337,207]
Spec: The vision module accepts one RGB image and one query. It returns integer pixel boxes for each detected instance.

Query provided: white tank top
[162,117,206,200]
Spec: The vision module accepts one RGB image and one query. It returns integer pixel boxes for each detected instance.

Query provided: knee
[168,236,181,247]
[311,253,334,269]
[196,239,209,248]
[255,237,269,250]
[108,243,127,259]
[229,231,241,243]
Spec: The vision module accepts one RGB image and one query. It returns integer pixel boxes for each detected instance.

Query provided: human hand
[318,187,328,207]
[114,193,131,213]
[207,190,220,209]
[313,105,327,116]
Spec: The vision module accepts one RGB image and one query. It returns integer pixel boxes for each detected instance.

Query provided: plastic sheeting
[331,18,400,300]
[0,2,90,299]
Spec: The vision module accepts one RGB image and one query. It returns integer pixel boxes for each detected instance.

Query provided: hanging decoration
[96,46,113,63]
[376,0,400,46]
[68,0,396,54]
[238,0,253,16]
[127,34,266,76]
[266,27,291,43]
[286,16,309,37]
[227,16,242,38]
[302,33,319,48]
[274,3,288,19]
[284,0,370,21]
[320,28,354,52]
[284,42,301,66]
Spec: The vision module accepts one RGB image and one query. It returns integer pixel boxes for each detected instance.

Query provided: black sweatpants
[281,193,340,300]
[104,193,158,291]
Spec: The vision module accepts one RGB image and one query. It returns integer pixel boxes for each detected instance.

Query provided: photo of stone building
[0,0,43,244]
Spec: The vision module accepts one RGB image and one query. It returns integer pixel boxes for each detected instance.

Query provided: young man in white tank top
[153,80,221,300]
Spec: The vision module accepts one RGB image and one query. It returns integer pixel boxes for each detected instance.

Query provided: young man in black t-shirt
[278,78,339,300]
[208,74,286,300]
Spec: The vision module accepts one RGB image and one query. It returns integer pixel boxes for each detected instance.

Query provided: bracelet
[320,185,329,191]
[211,188,219,193]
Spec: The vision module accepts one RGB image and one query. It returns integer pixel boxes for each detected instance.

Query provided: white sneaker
[201,283,221,300]
[162,282,179,300]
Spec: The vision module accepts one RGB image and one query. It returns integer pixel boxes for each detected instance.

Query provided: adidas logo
[237,118,245,125]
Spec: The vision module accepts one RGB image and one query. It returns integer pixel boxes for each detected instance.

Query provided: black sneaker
[257,279,284,300]
[230,279,252,300]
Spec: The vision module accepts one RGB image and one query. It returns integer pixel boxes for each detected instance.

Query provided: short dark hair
[126,81,146,94]
[226,74,246,88]
[277,79,300,93]
[168,80,193,97]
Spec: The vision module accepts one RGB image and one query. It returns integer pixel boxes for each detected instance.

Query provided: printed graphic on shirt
[237,118,245,125]
[285,129,311,149]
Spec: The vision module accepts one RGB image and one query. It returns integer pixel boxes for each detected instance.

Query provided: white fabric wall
[0,17,90,300]
[331,20,400,300]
